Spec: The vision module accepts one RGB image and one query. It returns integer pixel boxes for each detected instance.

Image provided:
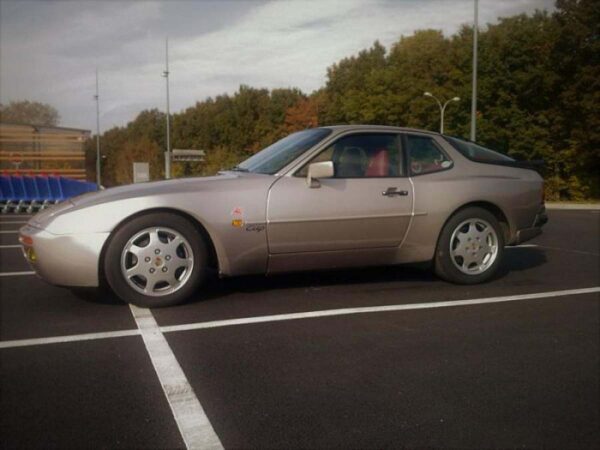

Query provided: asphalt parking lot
[1,209,598,449]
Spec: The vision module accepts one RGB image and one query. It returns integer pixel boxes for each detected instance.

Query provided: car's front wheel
[104,213,207,307]
[434,207,505,284]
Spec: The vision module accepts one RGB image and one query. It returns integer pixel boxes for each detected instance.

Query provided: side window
[296,133,403,178]
[406,135,452,175]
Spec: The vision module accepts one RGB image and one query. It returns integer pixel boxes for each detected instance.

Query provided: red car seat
[365,148,389,177]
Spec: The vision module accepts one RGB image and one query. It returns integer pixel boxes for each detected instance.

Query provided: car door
[266,132,413,254]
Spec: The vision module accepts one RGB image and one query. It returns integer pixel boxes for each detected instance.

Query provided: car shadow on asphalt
[187,247,549,305]
[500,246,548,275]
[204,263,435,295]
[70,286,124,305]
[71,247,548,307]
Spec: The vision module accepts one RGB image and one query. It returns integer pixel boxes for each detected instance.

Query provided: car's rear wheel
[104,213,207,307]
[434,207,504,284]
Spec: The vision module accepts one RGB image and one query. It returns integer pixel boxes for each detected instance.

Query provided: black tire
[104,212,207,307]
[434,207,505,284]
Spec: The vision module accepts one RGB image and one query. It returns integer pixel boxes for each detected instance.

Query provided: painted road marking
[508,244,599,256]
[0,271,35,277]
[129,305,223,450]
[160,286,600,334]
[538,245,599,257]
[2,287,598,350]
[0,245,22,249]
[0,230,19,234]
[0,329,140,349]
[0,221,27,224]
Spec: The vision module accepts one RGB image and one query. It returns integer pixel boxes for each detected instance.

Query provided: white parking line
[537,245,599,257]
[1,287,598,351]
[508,243,599,256]
[129,305,224,450]
[0,245,22,249]
[0,230,19,234]
[0,329,140,349]
[0,271,35,277]
[160,286,600,334]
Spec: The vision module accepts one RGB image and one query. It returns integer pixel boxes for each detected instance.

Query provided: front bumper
[512,205,548,245]
[19,224,109,287]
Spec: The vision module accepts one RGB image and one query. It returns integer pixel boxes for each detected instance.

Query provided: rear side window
[405,135,453,175]
[444,136,514,163]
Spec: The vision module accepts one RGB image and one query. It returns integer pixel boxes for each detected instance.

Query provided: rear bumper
[19,224,109,287]
[512,205,548,245]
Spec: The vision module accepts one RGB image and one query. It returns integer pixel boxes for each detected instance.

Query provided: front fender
[40,186,271,278]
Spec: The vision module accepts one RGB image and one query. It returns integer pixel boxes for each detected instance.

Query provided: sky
[0,0,555,132]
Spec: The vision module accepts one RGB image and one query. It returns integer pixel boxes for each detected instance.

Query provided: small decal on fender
[245,223,266,232]
[231,206,245,227]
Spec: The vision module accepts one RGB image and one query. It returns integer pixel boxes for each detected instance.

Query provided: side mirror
[307,161,334,188]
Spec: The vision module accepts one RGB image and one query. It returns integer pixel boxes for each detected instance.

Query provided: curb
[546,203,600,210]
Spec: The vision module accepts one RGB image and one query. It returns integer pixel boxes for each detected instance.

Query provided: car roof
[320,124,441,136]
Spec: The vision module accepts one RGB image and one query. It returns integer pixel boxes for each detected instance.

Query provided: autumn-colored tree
[284,97,319,132]
[112,137,163,185]
[90,1,599,199]
[0,100,60,126]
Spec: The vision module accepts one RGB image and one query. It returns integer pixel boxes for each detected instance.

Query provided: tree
[126,109,166,148]
[90,5,599,199]
[549,0,600,199]
[0,100,60,126]
[284,97,319,132]
[321,41,387,124]
[195,146,245,176]
[112,137,163,185]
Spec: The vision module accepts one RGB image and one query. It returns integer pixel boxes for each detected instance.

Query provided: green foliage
[0,100,60,126]
[112,137,163,185]
[318,2,598,200]
[92,1,598,199]
[194,146,245,177]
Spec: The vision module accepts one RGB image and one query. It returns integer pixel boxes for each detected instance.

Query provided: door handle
[382,187,409,197]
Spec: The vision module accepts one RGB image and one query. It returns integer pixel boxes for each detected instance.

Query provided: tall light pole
[471,0,478,141]
[94,68,101,188]
[163,37,171,179]
[424,92,460,134]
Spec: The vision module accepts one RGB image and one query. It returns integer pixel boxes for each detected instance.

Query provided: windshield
[236,128,332,174]
[444,136,514,163]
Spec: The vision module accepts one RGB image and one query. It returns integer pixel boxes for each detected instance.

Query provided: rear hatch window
[444,136,514,163]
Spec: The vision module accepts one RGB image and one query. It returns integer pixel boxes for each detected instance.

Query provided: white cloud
[0,0,554,131]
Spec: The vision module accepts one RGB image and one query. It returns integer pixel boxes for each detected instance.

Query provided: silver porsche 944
[19,125,547,307]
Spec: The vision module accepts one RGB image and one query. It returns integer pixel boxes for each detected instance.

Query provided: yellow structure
[0,122,90,180]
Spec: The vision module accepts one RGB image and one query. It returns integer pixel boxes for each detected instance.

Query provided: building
[0,122,90,180]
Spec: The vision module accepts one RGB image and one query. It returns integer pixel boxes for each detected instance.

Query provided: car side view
[19,125,547,307]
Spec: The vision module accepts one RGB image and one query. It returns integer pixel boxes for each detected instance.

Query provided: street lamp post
[471,0,479,141]
[94,68,101,188]
[163,37,171,179]
[423,92,460,134]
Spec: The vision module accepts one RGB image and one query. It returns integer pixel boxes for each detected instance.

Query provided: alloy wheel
[120,227,194,297]
[449,218,499,275]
